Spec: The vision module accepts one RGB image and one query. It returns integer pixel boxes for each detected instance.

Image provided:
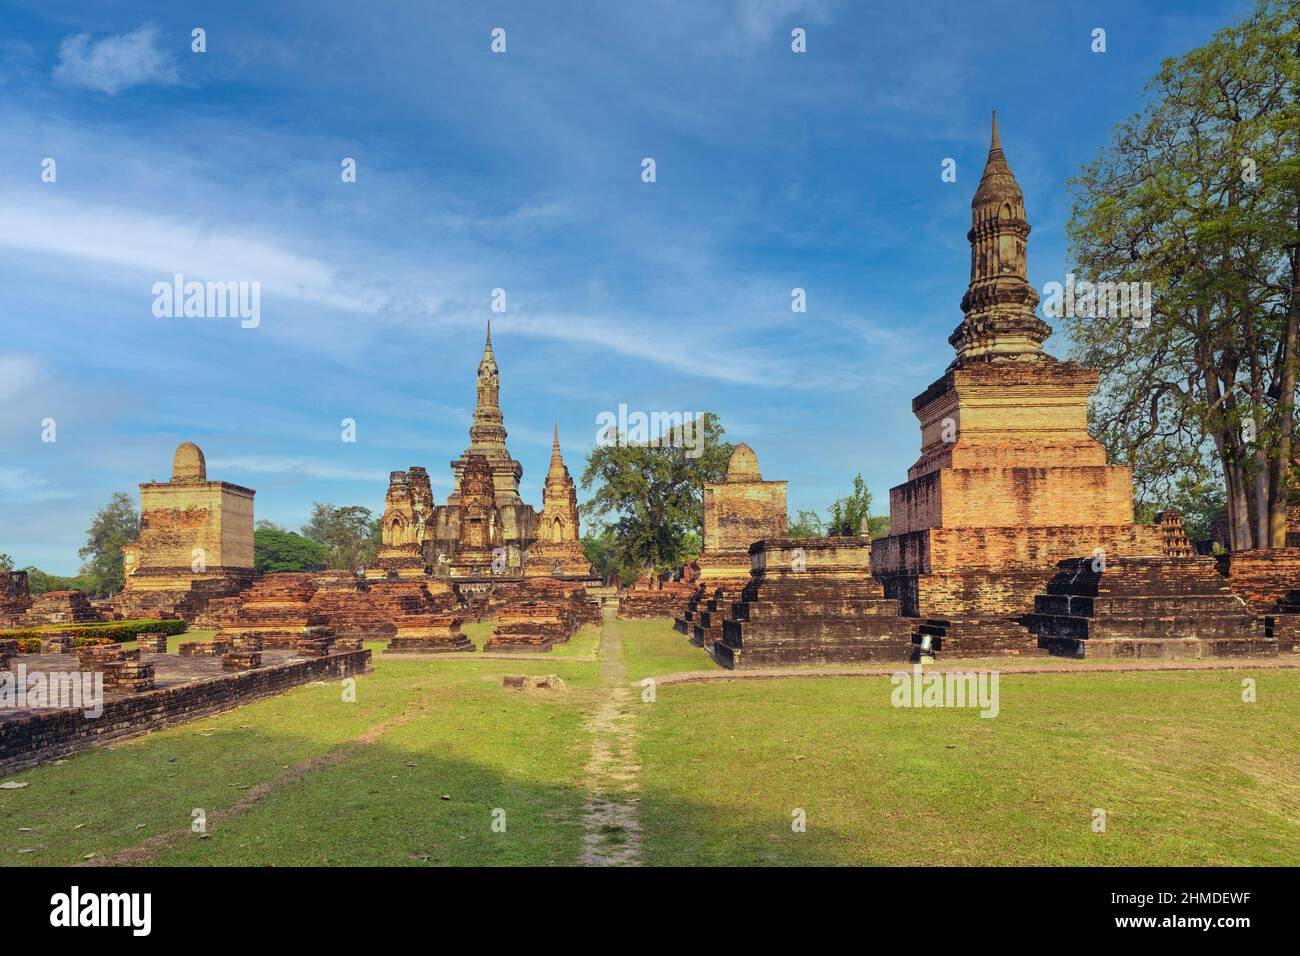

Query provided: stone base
[114,568,256,624]
[618,581,696,619]
[914,617,1047,658]
[482,636,558,653]
[0,649,372,774]
[222,651,263,670]
[137,633,168,653]
[1264,613,1300,652]
[714,538,914,669]
[1040,635,1277,659]
[179,640,231,657]
[383,634,475,653]
[1027,556,1270,659]
[1217,548,1300,613]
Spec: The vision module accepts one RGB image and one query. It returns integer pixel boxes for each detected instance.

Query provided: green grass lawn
[619,616,713,681]
[3,608,1296,866]
[1,650,598,866]
[636,669,1300,865]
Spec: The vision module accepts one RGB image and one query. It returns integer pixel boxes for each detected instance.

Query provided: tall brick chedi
[525,425,596,577]
[117,441,256,619]
[870,115,1168,655]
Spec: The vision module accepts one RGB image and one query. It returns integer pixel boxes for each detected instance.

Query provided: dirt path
[577,606,642,866]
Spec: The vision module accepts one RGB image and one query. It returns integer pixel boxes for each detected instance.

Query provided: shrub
[0,618,188,643]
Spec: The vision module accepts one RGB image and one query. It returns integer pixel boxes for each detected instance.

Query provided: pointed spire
[546,421,570,488]
[548,422,566,473]
[483,319,494,354]
[947,113,1051,368]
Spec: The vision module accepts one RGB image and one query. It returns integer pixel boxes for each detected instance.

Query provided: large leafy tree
[580,413,732,578]
[1066,0,1300,549]
[254,522,330,573]
[78,492,140,597]
[301,504,381,570]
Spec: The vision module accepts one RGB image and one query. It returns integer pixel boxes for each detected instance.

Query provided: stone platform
[618,580,697,620]
[913,615,1048,659]
[384,614,473,653]
[714,538,914,669]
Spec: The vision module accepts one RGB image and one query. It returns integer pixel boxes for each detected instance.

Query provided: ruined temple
[0,571,32,626]
[116,441,256,620]
[675,443,787,644]
[869,115,1268,659]
[370,323,597,587]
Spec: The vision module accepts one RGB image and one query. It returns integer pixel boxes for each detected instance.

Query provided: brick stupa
[869,114,1265,659]
[524,426,597,578]
[116,442,257,620]
[675,443,787,646]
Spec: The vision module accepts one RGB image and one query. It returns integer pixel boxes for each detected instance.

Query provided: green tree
[581,523,641,585]
[0,553,12,571]
[301,504,381,570]
[787,509,825,538]
[77,492,139,597]
[825,473,882,537]
[21,566,95,595]
[788,475,889,539]
[580,413,732,579]
[1066,0,1300,548]
[254,526,329,573]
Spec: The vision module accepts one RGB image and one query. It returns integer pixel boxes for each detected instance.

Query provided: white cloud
[0,466,71,503]
[53,23,180,96]
[0,353,43,404]
[735,0,838,40]
[207,456,441,485]
[0,192,377,314]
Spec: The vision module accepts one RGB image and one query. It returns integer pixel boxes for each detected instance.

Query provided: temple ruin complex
[370,323,597,586]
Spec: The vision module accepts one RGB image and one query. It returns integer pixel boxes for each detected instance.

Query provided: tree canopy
[580,413,731,579]
[301,504,382,571]
[254,523,330,573]
[1066,0,1300,548]
[787,473,889,539]
[77,492,140,597]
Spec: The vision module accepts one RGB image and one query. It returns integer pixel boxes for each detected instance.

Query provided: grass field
[3,615,1297,866]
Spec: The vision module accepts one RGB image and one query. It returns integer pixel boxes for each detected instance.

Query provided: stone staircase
[713,539,914,668]
[1026,556,1271,658]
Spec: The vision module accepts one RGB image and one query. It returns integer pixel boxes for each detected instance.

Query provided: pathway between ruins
[577,605,642,866]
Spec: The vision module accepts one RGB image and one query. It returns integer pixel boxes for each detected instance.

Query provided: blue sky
[0,0,1254,574]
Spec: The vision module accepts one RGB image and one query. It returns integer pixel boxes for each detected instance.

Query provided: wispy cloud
[0,352,43,404]
[53,23,180,95]
[735,0,839,41]
[0,192,376,313]
[206,456,405,485]
[0,466,72,503]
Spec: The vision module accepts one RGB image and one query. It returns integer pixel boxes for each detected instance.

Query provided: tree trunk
[1269,205,1300,547]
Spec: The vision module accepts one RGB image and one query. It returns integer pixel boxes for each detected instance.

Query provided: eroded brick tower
[870,114,1166,654]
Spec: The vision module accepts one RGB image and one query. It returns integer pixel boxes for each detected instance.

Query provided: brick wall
[0,649,370,774]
